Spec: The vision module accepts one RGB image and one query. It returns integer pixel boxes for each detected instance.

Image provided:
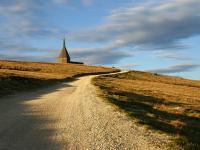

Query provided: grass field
[93,71,200,150]
[0,60,119,97]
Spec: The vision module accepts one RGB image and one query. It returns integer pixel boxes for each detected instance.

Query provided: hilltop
[0,60,119,96]
[0,60,199,149]
[93,71,200,149]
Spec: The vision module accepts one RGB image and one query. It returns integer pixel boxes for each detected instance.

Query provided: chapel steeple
[58,38,70,63]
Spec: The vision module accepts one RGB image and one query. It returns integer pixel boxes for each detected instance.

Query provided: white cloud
[153,50,192,60]
[52,0,93,6]
[82,0,93,6]
[149,64,200,74]
[70,46,132,64]
[72,0,200,49]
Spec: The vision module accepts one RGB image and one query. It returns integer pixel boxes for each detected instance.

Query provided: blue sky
[0,0,200,80]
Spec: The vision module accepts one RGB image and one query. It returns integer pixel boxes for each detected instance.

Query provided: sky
[0,0,200,80]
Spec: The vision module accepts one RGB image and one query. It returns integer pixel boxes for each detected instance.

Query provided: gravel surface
[0,75,171,150]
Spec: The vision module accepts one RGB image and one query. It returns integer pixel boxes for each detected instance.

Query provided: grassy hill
[0,60,119,96]
[93,71,200,150]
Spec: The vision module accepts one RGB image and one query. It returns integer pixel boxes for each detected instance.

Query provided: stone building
[58,39,70,63]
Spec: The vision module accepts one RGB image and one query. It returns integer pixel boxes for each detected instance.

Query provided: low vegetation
[93,71,200,150]
[0,60,119,97]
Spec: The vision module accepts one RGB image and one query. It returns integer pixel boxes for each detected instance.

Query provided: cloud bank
[149,64,200,74]
[72,0,200,49]
[0,0,200,66]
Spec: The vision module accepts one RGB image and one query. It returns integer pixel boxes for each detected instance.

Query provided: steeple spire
[58,38,71,63]
[58,38,83,64]
[63,38,66,49]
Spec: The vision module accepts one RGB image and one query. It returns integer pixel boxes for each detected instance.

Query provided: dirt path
[0,75,170,150]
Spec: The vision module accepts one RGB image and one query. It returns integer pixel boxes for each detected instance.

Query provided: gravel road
[0,75,171,150]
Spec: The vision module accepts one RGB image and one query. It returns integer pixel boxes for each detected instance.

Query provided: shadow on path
[0,78,78,150]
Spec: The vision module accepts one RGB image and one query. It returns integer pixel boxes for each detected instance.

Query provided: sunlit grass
[93,71,200,150]
[0,60,119,96]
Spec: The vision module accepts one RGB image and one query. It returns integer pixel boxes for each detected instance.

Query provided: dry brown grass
[93,71,200,150]
[0,60,118,79]
[0,60,119,96]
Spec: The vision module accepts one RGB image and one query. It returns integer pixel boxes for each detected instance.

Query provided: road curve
[0,75,170,150]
